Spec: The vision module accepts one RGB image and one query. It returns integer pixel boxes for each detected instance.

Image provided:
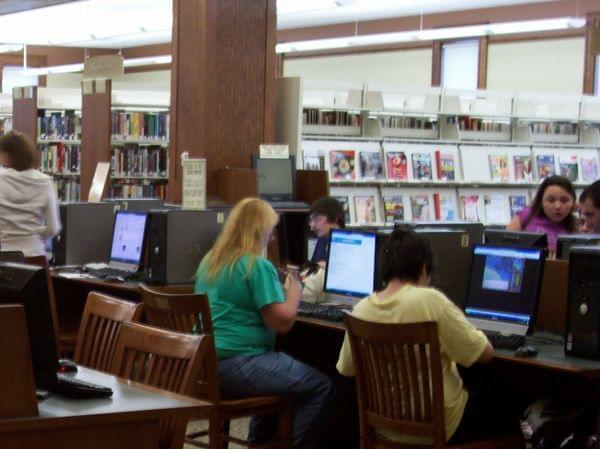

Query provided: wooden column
[477,36,489,89]
[583,13,600,95]
[12,86,38,162]
[168,0,277,202]
[80,79,111,200]
[431,41,442,87]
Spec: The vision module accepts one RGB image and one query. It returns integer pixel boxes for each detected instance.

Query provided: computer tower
[146,209,228,284]
[557,234,600,260]
[52,202,115,265]
[565,247,600,359]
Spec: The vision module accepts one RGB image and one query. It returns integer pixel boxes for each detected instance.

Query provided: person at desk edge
[579,179,600,233]
[507,175,576,255]
[0,131,61,258]
[309,196,346,264]
[336,228,520,444]
[194,197,334,449]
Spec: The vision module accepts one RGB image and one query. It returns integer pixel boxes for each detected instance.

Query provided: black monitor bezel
[251,155,297,202]
[484,229,548,250]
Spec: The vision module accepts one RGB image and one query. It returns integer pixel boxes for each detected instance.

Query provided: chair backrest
[342,314,446,448]
[111,321,211,449]
[139,283,213,334]
[73,291,144,372]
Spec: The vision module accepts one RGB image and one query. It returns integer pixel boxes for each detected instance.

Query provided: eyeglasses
[308,213,326,224]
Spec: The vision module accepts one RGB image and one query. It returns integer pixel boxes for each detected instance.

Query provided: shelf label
[182,158,207,210]
[259,144,289,159]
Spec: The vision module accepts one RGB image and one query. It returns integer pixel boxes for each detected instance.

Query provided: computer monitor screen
[0,262,59,388]
[252,156,296,201]
[484,229,548,250]
[463,245,545,335]
[324,229,377,298]
[110,211,148,267]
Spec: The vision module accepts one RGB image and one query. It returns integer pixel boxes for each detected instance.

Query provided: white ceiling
[0,0,562,49]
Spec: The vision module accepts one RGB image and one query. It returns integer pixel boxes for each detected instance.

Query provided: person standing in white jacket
[0,131,61,258]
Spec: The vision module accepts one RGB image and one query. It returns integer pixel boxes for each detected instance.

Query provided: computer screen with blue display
[109,211,148,269]
[463,244,545,336]
[324,229,377,298]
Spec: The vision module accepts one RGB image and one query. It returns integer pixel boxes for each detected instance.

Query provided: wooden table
[0,366,212,449]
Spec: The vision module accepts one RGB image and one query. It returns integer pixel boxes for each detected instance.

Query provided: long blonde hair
[198,198,279,281]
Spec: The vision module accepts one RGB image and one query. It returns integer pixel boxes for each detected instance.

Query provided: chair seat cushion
[220,395,289,417]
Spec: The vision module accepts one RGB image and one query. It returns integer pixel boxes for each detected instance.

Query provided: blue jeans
[218,351,335,449]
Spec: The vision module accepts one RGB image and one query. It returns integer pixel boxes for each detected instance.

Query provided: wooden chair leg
[208,411,221,449]
[277,402,293,449]
[221,420,230,449]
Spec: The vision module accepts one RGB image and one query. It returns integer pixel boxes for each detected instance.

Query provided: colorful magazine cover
[329,150,355,180]
[536,155,556,179]
[559,155,579,182]
[489,154,509,182]
[484,194,507,224]
[410,195,431,221]
[509,195,527,219]
[385,151,408,181]
[581,157,600,183]
[461,195,480,222]
[434,193,457,221]
[411,153,432,181]
[513,155,533,182]
[436,152,456,181]
[332,195,351,224]
[383,195,404,223]
[359,150,383,180]
[353,195,377,224]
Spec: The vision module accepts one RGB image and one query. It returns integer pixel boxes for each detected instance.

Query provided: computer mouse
[515,345,538,358]
[58,358,78,373]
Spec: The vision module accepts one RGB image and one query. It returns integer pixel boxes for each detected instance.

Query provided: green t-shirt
[195,254,285,359]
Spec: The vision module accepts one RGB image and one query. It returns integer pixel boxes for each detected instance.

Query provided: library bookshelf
[276,78,600,228]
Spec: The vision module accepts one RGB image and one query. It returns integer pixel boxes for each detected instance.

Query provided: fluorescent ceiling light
[276,16,587,53]
[21,55,172,76]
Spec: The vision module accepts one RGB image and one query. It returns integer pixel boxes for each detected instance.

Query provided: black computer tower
[565,247,600,359]
[146,209,228,284]
[52,202,115,265]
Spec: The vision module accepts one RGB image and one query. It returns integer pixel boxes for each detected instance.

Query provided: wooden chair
[73,291,144,372]
[139,283,293,449]
[342,314,521,449]
[111,321,213,449]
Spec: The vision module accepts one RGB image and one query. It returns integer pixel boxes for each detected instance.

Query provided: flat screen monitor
[484,229,548,250]
[463,245,546,336]
[0,262,59,388]
[251,155,296,202]
[557,234,600,260]
[109,211,148,271]
[324,229,377,298]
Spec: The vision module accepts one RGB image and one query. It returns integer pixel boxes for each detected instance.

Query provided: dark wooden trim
[478,36,488,89]
[488,28,584,44]
[263,0,277,143]
[431,41,442,87]
[276,53,284,77]
[124,64,171,74]
[583,13,600,95]
[12,86,38,162]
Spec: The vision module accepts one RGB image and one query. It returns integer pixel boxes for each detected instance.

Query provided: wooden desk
[0,366,211,449]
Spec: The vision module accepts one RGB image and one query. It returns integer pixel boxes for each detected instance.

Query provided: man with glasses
[579,180,600,233]
[308,196,346,264]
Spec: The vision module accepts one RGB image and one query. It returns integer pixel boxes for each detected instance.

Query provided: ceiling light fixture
[276,16,587,53]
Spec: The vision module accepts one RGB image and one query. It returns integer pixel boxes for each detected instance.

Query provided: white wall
[283,48,432,87]
[46,70,171,91]
[487,38,585,94]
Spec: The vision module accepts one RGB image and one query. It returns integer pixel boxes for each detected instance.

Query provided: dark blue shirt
[311,237,329,264]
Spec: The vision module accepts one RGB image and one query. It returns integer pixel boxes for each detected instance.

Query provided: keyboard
[483,331,525,350]
[297,302,351,322]
[269,201,309,210]
[49,373,113,399]
[84,267,135,280]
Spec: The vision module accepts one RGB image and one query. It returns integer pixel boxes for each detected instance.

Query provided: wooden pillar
[431,41,442,87]
[583,13,600,95]
[168,0,277,202]
[477,36,489,90]
[80,79,111,200]
[12,85,38,157]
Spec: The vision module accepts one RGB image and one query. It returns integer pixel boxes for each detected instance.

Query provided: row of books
[456,116,510,133]
[109,183,166,199]
[111,111,169,141]
[38,112,81,141]
[53,179,80,202]
[111,145,168,178]
[304,146,600,184]
[39,143,80,174]
[303,108,361,127]
[529,121,578,135]
[332,191,529,225]
[379,116,437,130]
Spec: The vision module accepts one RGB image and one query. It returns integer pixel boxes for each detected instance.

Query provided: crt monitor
[556,234,600,260]
[251,155,297,202]
[0,262,59,388]
[109,211,148,271]
[324,228,377,298]
[484,229,548,250]
[463,245,546,336]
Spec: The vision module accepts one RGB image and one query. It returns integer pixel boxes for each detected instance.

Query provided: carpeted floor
[184,417,250,448]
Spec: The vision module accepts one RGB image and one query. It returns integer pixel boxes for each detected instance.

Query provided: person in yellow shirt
[336,228,519,444]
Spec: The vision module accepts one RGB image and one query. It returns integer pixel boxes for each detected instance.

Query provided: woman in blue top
[195,197,334,448]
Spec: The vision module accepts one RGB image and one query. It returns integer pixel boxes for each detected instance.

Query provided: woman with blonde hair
[195,198,334,449]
